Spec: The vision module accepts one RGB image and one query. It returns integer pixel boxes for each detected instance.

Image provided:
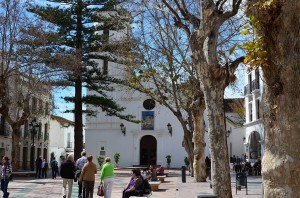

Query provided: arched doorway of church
[248,131,261,161]
[140,135,157,166]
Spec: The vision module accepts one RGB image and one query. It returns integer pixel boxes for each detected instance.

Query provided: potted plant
[114,153,120,168]
[166,155,171,168]
[184,156,190,172]
[60,155,66,161]
[97,156,105,168]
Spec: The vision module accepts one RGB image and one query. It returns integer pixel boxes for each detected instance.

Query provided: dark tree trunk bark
[247,1,300,197]
[74,0,84,161]
[11,124,21,170]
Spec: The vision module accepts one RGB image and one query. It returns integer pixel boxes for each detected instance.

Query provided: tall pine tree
[28,0,135,160]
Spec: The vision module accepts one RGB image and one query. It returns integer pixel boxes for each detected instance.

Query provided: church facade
[85,71,188,168]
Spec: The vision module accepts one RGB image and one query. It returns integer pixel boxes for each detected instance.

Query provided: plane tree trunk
[247,1,300,197]
[192,99,207,182]
[11,124,21,170]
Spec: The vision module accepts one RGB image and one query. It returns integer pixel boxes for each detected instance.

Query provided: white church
[84,61,246,168]
[84,62,188,168]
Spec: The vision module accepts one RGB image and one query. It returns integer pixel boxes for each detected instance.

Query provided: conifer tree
[28,0,135,160]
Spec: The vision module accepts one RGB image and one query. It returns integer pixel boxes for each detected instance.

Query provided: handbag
[97,182,104,196]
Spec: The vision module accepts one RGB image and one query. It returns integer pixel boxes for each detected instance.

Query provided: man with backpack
[76,151,87,198]
[51,157,58,179]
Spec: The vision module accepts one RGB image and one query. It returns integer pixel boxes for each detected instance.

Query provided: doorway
[249,131,261,159]
[43,148,48,161]
[22,147,28,170]
[140,135,157,166]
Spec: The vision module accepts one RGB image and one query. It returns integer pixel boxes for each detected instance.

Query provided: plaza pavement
[6,169,262,198]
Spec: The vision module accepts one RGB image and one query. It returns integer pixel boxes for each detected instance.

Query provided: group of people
[60,151,98,198]
[35,156,49,178]
[35,156,60,179]
[0,152,162,198]
[141,164,165,181]
[232,155,262,176]
[60,151,114,198]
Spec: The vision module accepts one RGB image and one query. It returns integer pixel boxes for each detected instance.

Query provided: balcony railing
[0,128,10,136]
[23,130,29,138]
[67,142,73,148]
[251,80,260,91]
[44,132,49,141]
[37,131,42,140]
[244,80,260,96]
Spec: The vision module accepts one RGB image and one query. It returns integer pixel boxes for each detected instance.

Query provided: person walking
[76,151,87,198]
[1,156,12,198]
[100,157,114,198]
[41,159,48,178]
[51,157,58,179]
[35,156,42,178]
[79,155,97,198]
[60,155,76,198]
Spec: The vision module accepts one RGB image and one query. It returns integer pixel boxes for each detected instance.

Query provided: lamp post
[167,123,172,136]
[29,118,38,171]
[120,123,126,136]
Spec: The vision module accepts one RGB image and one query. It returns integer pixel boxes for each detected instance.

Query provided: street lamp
[29,118,38,171]
[167,123,172,136]
[120,123,126,136]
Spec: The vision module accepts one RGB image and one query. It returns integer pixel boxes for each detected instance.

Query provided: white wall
[49,118,74,166]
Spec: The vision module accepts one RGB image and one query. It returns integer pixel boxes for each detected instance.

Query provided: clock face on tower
[143,99,156,110]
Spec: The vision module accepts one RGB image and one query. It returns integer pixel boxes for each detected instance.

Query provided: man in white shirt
[76,151,87,198]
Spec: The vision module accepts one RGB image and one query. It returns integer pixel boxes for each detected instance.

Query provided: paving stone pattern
[5,169,262,198]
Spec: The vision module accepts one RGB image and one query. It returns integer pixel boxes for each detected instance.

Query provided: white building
[85,61,246,168]
[49,115,75,166]
[0,73,52,170]
[85,80,187,168]
[244,69,264,162]
[224,99,246,159]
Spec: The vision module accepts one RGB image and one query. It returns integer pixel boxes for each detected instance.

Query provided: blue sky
[52,87,86,122]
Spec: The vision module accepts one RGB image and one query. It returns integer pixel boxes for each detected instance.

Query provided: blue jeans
[1,178,10,198]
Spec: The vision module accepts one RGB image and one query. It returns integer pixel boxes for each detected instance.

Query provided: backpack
[51,160,58,168]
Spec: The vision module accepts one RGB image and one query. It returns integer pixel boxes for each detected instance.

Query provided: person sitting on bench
[123,169,144,198]
[156,165,164,176]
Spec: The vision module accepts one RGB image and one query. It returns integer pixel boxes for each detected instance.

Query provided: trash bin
[197,195,218,198]
[236,173,247,186]
[181,166,186,183]
[236,172,248,195]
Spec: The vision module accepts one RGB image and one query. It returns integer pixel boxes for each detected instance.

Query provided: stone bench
[149,181,161,191]
[157,175,166,182]
[129,195,150,198]
[12,171,36,177]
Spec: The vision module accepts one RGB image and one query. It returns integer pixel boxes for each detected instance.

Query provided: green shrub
[166,155,171,168]
[114,153,120,164]
[97,156,105,168]
[184,156,190,166]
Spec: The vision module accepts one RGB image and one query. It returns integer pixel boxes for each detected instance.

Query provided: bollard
[181,166,186,183]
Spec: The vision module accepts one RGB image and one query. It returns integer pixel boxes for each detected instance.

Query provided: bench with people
[123,169,152,198]
[142,165,162,189]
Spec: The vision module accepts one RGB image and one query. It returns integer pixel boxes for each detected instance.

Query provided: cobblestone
[5,169,262,198]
